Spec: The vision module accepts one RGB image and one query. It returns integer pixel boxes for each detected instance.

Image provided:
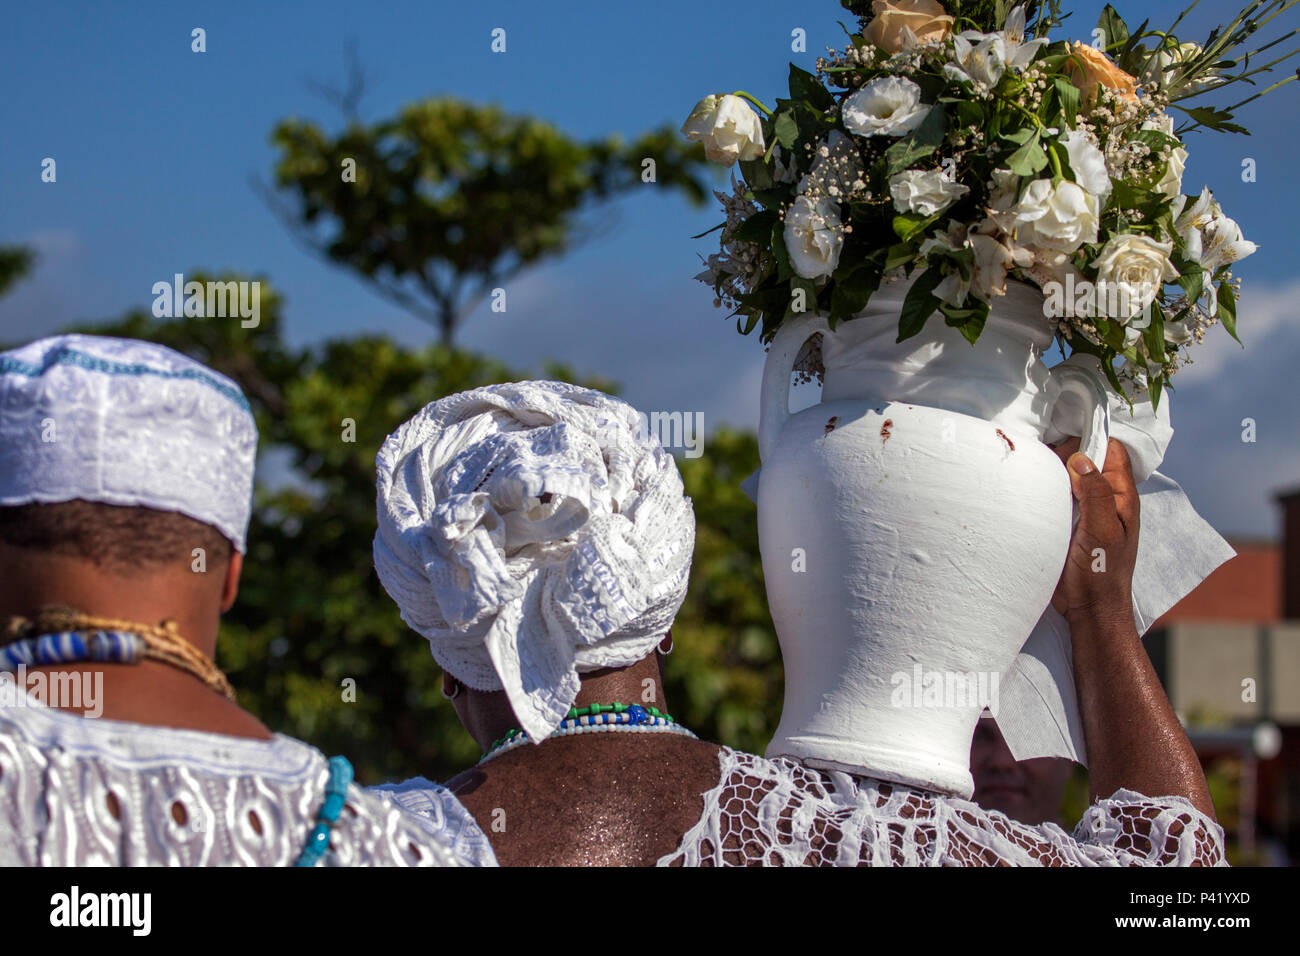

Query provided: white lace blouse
[0,692,464,866]
[381,745,1227,867]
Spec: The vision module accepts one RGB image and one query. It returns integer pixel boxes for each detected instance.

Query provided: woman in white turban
[372,381,1226,867]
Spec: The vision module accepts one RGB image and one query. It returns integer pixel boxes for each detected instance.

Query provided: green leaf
[1141,301,1166,365]
[1176,267,1205,304]
[1217,279,1241,344]
[892,212,938,243]
[690,221,725,240]
[750,187,792,210]
[883,242,914,271]
[1054,77,1080,128]
[898,267,942,341]
[941,298,989,345]
[1147,372,1163,413]
[732,208,779,244]
[1006,133,1048,176]
[788,63,835,112]
[1173,105,1249,135]
[830,264,881,319]
[1097,4,1129,52]
[771,221,793,282]
[884,107,946,176]
[773,110,800,148]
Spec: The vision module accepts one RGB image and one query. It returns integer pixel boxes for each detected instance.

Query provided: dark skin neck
[444,638,726,866]
[0,542,271,740]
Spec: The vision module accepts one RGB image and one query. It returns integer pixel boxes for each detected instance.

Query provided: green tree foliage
[76,276,781,784]
[0,246,35,299]
[269,98,714,343]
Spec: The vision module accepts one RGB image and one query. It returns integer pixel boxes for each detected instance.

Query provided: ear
[220,551,243,613]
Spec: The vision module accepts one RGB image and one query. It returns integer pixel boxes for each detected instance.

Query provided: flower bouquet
[682,0,1291,789]
[685,0,1299,405]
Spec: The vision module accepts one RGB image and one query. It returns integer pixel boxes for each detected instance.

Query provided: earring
[441,676,461,700]
[658,634,674,656]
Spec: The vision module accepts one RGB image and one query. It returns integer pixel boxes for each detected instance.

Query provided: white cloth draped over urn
[741,273,1234,799]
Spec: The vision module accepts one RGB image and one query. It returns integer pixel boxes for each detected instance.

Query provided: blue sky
[2,0,1297,537]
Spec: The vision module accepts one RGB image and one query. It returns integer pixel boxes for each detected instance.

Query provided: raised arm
[1050,436,1215,819]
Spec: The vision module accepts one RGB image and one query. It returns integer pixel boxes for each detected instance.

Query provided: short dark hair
[0,501,234,573]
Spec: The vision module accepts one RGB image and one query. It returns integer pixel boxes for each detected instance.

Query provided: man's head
[970,715,1074,825]
[0,335,257,648]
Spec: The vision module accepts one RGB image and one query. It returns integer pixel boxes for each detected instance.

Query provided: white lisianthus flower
[783,195,844,279]
[842,76,930,137]
[1013,178,1100,253]
[1093,234,1178,317]
[1002,5,1049,70]
[681,94,766,166]
[944,31,1008,93]
[889,168,970,216]
[1061,128,1111,201]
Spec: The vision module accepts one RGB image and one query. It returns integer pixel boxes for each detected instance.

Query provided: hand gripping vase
[757,274,1110,798]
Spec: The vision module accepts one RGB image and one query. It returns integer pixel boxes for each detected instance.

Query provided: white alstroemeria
[1164,317,1194,346]
[970,228,1032,301]
[1171,187,1215,262]
[1002,5,1049,70]
[1093,234,1179,317]
[944,31,1008,93]
[918,222,973,306]
[1013,178,1100,254]
[1201,207,1257,274]
[1060,128,1111,202]
[681,94,766,166]
[842,76,931,137]
[889,168,970,216]
[984,167,1022,232]
[783,195,844,279]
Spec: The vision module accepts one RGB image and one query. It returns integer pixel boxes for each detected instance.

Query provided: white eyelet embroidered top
[381,745,1226,867]
[0,692,466,866]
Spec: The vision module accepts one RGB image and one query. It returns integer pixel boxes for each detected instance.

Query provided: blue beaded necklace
[294,756,353,867]
[479,702,697,765]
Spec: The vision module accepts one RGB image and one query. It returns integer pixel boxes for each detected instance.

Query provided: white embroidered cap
[374,381,695,744]
[0,334,258,552]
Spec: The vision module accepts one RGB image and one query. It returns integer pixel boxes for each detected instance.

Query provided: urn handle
[759,313,830,462]
[1045,363,1110,473]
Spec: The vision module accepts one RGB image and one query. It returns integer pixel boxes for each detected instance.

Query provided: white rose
[889,168,970,216]
[842,76,931,137]
[1092,233,1178,318]
[783,195,844,279]
[1013,178,1099,253]
[1061,128,1111,201]
[681,94,766,166]
[944,31,1008,92]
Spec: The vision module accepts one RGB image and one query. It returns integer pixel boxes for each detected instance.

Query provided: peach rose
[861,0,954,54]
[1065,42,1138,105]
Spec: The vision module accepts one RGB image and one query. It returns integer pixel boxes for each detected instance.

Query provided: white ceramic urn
[757,274,1110,798]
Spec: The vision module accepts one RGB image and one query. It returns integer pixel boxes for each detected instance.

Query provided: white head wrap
[374,381,695,743]
[0,334,258,551]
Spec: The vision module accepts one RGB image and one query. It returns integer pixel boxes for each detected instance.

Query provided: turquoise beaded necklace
[480,702,696,764]
[294,755,353,866]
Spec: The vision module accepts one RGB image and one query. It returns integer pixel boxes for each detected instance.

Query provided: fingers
[1050,436,1081,466]
[1099,437,1140,535]
[1065,451,1124,546]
